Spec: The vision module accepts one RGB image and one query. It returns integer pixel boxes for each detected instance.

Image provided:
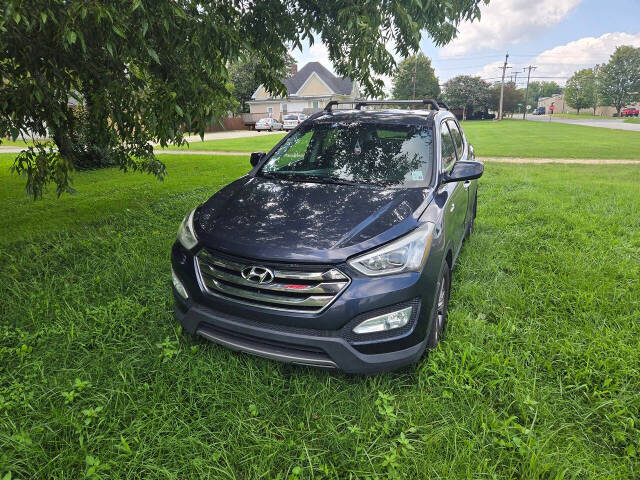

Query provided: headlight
[177,208,198,250]
[348,223,435,276]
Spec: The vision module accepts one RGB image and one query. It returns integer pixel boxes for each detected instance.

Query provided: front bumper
[171,243,442,374]
[174,296,427,374]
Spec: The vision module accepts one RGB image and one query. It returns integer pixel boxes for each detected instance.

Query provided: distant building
[247,62,360,121]
[537,93,617,116]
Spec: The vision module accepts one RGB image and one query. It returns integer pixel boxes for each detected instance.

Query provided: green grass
[553,113,614,119]
[1,153,639,478]
[167,121,640,160]
[0,137,42,147]
[623,117,640,124]
[160,132,287,152]
[461,120,640,159]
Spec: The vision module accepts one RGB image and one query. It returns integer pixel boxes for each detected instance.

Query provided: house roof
[284,62,354,96]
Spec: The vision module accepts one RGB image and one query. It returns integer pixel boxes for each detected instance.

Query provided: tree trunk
[576,108,580,115]
[462,106,466,121]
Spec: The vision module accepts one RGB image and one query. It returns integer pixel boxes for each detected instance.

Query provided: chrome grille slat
[201,277,334,307]
[201,265,347,294]
[195,250,351,313]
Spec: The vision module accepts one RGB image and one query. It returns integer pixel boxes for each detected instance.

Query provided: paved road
[524,114,640,132]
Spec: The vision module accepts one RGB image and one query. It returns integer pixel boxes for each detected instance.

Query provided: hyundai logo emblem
[241,265,274,284]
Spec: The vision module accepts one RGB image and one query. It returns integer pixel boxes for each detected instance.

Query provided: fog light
[353,306,412,334]
[171,268,189,300]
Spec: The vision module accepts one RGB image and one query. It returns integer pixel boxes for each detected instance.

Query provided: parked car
[255,117,283,131]
[171,99,483,374]
[282,113,308,130]
[621,107,639,117]
[532,106,546,115]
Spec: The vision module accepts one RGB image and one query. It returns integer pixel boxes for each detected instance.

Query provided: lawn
[553,113,614,120]
[161,132,287,152]
[0,137,42,147]
[461,120,640,159]
[1,154,639,478]
[166,121,640,160]
[623,117,640,124]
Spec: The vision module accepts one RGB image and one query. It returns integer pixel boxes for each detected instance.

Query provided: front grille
[195,249,350,313]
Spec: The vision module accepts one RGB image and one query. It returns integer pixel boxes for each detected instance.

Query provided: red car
[621,107,639,117]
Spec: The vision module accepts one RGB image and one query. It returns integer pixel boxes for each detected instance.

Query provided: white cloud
[475,32,640,85]
[441,0,582,57]
[290,39,334,73]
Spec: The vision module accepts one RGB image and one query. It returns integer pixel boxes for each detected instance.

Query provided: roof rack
[323,98,448,112]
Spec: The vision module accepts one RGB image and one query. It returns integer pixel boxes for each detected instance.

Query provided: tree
[526,81,563,105]
[598,45,640,115]
[0,0,486,199]
[228,54,295,114]
[488,82,523,116]
[392,54,440,100]
[442,75,490,120]
[564,68,596,115]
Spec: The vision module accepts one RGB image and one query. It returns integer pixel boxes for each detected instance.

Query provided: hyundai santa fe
[171,99,483,374]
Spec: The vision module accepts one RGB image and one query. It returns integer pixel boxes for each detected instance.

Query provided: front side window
[440,123,457,171]
[260,123,434,187]
[447,120,464,159]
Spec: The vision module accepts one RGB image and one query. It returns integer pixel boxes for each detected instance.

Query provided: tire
[426,263,451,350]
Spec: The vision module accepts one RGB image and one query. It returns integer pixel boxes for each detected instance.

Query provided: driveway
[525,115,640,132]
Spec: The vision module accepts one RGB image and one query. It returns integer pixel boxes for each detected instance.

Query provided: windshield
[284,115,298,120]
[260,122,433,187]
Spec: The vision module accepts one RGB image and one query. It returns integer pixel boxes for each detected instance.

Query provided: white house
[247,62,359,121]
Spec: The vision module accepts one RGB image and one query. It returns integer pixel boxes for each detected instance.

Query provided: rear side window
[440,124,457,171]
[447,120,464,159]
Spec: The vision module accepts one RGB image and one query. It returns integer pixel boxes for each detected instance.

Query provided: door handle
[463,180,471,190]
[450,203,455,212]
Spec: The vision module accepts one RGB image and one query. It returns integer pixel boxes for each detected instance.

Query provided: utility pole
[593,64,600,116]
[522,65,537,119]
[412,53,418,100]
[498,53,510,121]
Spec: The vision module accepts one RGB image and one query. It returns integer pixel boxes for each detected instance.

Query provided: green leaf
[147,48,160,64]
[67,30,77,44]
[112,25,126,38]
[141,19,148,37]
[40,12,47,23]
[175,105,184,116]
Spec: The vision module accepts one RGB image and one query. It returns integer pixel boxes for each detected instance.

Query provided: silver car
[282,113,307,130]
[255,117,283,131]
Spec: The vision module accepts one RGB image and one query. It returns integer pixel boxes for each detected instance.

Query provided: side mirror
[442,161,484,184]
[250,152,265,167]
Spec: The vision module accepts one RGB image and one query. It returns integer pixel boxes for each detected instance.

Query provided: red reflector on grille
[284,284,307,289]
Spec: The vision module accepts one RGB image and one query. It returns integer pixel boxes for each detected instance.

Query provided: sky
[290,0,640,92]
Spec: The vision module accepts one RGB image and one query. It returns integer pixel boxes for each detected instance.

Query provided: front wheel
[426,264,451,350]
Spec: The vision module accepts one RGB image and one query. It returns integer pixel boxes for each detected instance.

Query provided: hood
[194,176,433,263]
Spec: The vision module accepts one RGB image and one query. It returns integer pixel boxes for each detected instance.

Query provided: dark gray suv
[171,99,483,374]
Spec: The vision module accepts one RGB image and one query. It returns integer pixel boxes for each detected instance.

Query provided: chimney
[290,63,298,75]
